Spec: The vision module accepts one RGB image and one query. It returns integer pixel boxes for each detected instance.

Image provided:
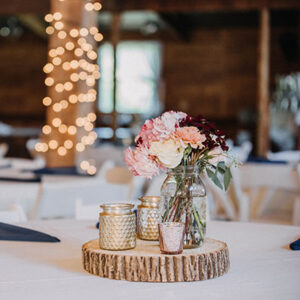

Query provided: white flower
[209,147,226,165]
[149,138,184,169]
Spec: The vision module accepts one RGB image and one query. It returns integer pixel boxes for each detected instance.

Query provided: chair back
[0,204,27,223]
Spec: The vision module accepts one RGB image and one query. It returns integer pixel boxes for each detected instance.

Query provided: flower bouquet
[125,111,236,248]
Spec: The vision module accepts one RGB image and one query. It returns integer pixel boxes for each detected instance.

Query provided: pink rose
[124,147,160,179]
[135,111,187,147]
[175,126,206,149]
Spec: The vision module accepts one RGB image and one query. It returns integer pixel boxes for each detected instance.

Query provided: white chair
[33,175,131,219]
[0,204,27,223]
[267,150,300,163]
[0,143,8,158]
[239,162,300,225]
[75,198,100,220]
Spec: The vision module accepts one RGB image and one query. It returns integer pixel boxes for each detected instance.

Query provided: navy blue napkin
[32,166,84,176]
[290,239,300,250]
[0,222,60,242]
[247,156,287,164]
[0,176,41,182]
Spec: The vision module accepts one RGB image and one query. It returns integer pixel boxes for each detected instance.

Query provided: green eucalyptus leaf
[224,167,232,191]
[217,161,226,171]
[206,168,223,189]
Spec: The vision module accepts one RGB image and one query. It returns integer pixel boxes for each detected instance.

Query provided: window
[98,41,162,115]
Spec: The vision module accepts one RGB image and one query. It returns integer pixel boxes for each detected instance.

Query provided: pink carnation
[124,147,160,179]
[135,111,187,147]
[175,126,206,149]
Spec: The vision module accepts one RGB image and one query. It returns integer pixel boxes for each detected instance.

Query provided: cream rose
[149,138,184,168]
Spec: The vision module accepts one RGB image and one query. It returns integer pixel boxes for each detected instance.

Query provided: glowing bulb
[87,112,97,122]
[70,60,79,69]
[89,131,97,139]
[69,28,79,38]
[62,62,71,71]
[45,77,54,86]
[49,49,57,57]
[77,38,86,45]
[86,77,95,87]
[81,43,92,52]
[52,57,62,66]
[60,100,68,109]
[45,14,53,22]
[89,27,98,35]
[94,33,103,42]
[53,12,62,21]
[80,160,90,170]
[49,140,58,150]
[84,3,94,11]
[70,73,79,82]
[42,97,52,106]
[89,89,97,95]
[54,21,64,30]
[80,28,88,37]
[43,63,54,73]
[93,71,100,79]
[53,103,62,112]
[58,31,67,39]
[58,124,67,133]
[68,94,78,103]
[84,123,94,131]
[68,125,77,135]
[52,118,62,127]
[93,2,102,11]
[76,117,84,127]
[64,140,73,149]
[64,82,73,91]
[79,71,87,80]
[55,83,64,93]
[56,46,65,55]
[57,146,67,156]
[76,143,85,152]
[87,50,97,60]
[65,41,75,50]
[42,125,52,135]
[46,26,55,35]
[87,165,97,175]
[74,48,83,57]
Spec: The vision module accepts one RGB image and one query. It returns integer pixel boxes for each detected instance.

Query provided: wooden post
[257,8,270,157]
[111,13,121,141]
[45,0,98,167]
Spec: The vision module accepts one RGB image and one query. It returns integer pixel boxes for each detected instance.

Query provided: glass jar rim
[100,203,134,214]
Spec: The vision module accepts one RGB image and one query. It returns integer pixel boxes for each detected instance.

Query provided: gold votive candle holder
[159,222,185,255]
[137,196,160,241]
[99,203,136,250]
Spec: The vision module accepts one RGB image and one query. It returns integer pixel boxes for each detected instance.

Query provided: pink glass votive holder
[158,222,185,254]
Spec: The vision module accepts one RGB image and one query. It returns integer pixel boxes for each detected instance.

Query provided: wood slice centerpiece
[82,238,230,282]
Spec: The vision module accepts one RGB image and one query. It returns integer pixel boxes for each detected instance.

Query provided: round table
[0,220,299,300]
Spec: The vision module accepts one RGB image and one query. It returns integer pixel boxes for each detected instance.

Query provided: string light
[93,2,102,11]
[41,4,102,175]
[46,26,55,35]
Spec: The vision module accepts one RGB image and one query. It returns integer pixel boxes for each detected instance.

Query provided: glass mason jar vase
[160,165,206,249]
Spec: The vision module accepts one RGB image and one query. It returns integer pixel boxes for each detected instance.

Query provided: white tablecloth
[0,220,299,300]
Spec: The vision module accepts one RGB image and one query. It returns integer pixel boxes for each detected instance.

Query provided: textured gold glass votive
[137,196,160,241]
[99,203,136,250]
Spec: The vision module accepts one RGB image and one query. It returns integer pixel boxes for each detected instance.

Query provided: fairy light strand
[37,1,103,175]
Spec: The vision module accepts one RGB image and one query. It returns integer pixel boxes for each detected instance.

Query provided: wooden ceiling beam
[101,0,300,12]
[1,0,300,15]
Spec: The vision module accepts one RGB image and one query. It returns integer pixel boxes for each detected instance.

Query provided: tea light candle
[159,222,185,254]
